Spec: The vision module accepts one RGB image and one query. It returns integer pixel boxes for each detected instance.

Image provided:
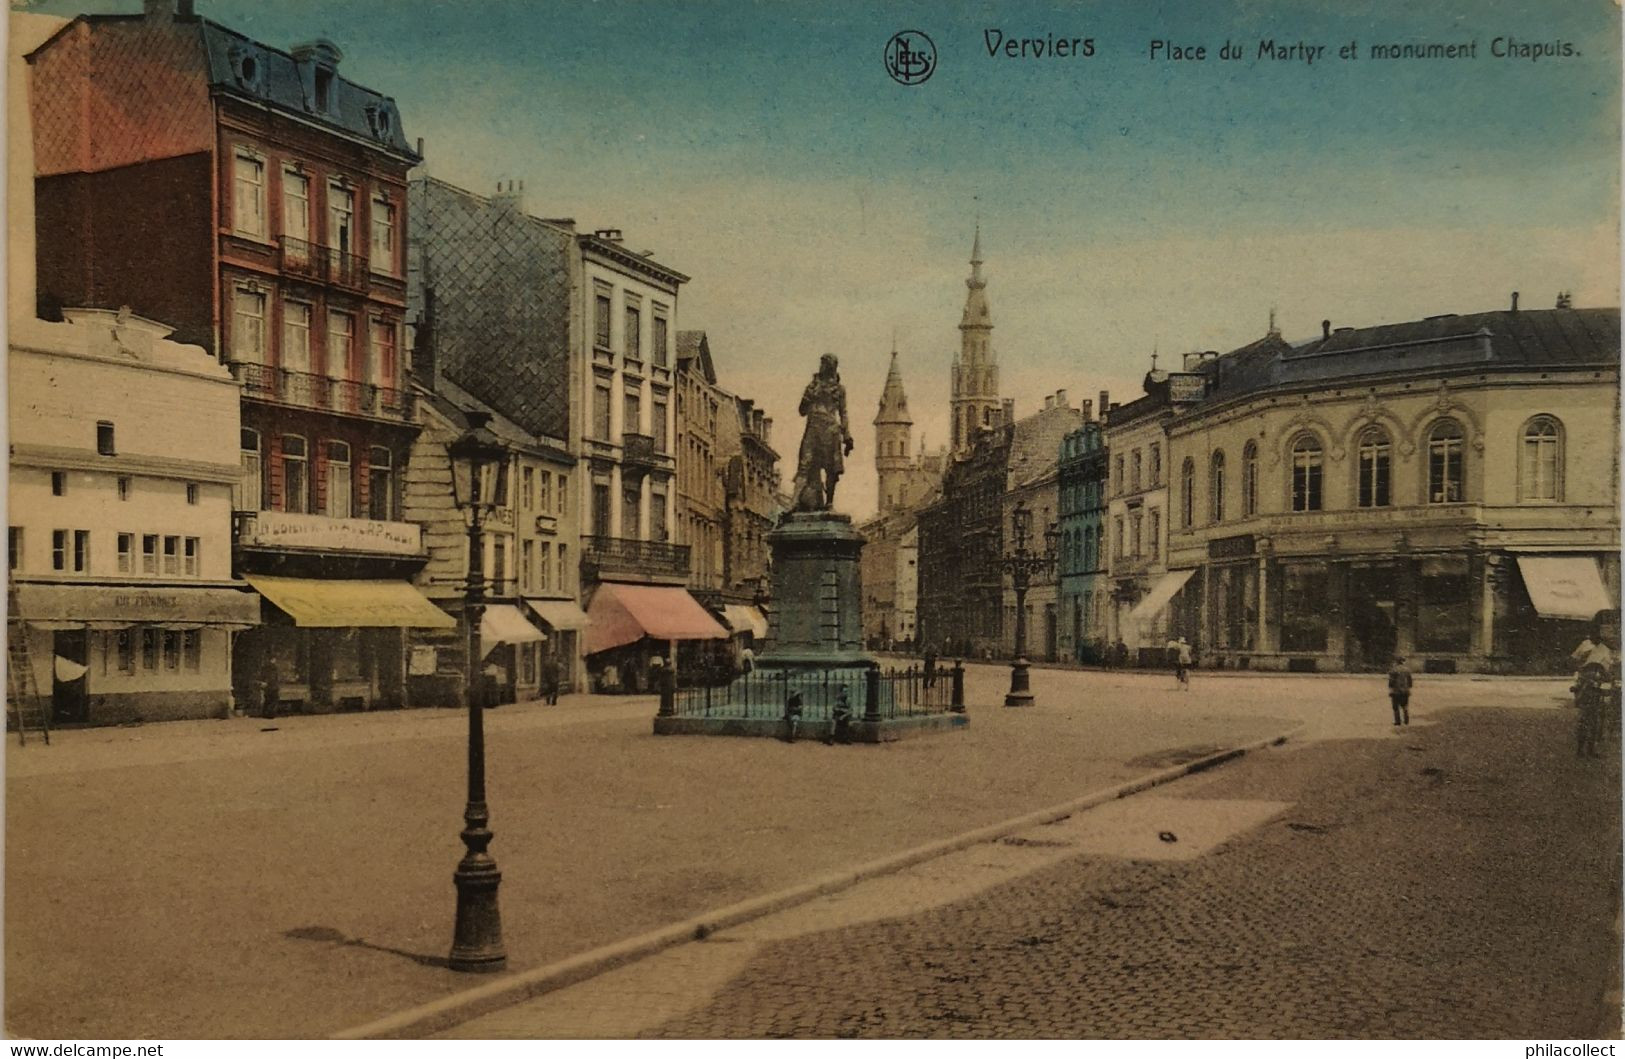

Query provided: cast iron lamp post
[447,410,510,973]
[1001,502,1059,707]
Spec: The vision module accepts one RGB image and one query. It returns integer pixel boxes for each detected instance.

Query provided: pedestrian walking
[259,660,280,720]
[1170,636,1193,690]
[923,643,938,688]
[540,654,561,706]
[1387,655,1413,726]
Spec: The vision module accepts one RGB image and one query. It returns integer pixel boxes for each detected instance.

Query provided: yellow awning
[481,604,546,656]
[524,598,590,632]
[244,576,455,629]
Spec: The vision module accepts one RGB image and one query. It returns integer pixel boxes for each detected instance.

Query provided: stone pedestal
[759,512,872,670]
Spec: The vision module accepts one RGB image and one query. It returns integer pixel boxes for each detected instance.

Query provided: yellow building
[1163,303,1619,673]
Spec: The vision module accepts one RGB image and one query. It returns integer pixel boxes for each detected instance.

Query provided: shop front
[11,582,260,724]
[524,597,592,694]
[583,582,730,692]
[238,575,454,712]
[479,603,547,705]
[1502,554,1617,673]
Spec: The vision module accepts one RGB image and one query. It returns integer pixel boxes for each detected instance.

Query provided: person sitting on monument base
[825,686,853,745]
[783,689,804,743]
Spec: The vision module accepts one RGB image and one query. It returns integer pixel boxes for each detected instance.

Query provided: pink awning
[584,583,729,655]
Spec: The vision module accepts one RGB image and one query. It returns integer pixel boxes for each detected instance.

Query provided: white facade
[1103,406,1172,650]
[8,310,257,723]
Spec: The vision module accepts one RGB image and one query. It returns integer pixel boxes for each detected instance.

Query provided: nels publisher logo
[885,30,936,85]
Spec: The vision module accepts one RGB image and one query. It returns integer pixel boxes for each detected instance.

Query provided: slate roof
[1285,307,1618,372]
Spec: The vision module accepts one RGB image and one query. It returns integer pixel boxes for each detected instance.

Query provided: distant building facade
[1057,401,1107,663]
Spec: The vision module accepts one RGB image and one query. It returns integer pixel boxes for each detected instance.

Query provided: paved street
[451,700,1621,1039]
[4,664,1599,1038]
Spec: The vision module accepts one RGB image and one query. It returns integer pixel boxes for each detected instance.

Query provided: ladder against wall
[6,586,50,746]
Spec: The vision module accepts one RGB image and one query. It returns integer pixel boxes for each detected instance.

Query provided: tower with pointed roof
[951,225,1000,453]
[874,341,914,515]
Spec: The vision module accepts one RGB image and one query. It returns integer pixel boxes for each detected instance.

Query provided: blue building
[1058,409,1109,663]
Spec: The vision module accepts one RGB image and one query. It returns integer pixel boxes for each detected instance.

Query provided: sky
[12,0,1622,520]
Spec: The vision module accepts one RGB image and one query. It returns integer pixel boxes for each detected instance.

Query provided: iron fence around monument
[668,665,959,721]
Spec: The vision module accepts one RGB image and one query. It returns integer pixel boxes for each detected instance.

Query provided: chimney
[492,179,525,213]
[594,228,624,243]
[1510,291,1520,312]
[1002,398,1015,427]
[1080,399,1093,421]
[1043,395,1054,411]
[1183,352,1200,371]
[1322,319,1331,340]
[1055,388,1067,407]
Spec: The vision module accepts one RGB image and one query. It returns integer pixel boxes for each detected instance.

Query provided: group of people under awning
[580,583,767,693]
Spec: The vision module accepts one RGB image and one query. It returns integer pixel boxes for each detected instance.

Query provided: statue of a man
[791,354,854,512]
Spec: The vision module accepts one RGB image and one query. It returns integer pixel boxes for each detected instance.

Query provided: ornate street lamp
[446,409,510,973]
[1001,501,1059,707]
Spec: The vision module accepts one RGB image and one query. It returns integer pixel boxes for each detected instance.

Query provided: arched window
[1427,419,1465,504]
[1356,427,1391,508]
[1520,416,1562,501]
[1290,434,1323,512]
[1241,441,1258,517]
[1209,450,1226,523]
[1180,458,1196,528]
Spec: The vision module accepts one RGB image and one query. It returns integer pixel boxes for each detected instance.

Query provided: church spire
[967,222,986,291]
[875,342,911,425]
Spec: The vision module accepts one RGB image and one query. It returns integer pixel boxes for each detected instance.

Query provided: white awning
[1517,556,1614,620]
[524,598,590,632]
[1128,569,1197,623]
[721,604,769,639]
[481,604,546,657]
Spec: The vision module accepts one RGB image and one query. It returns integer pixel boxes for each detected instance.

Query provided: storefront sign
[14,583,261,625]
[1167,373,1206,403]
[1208,534,1256,559]
[409,645,438,676]
[237,510,422,556]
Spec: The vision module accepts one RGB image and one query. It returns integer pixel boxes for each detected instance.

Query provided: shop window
[521,642,537,685]
[116,630,135,674]
[1519,415,1563,502]
[183,630,202,671]
[1427,419,1465,504]
[1209,451,1226,523]
[1280,563,1329,652]
[142,629,159,671]
[1356,428,1392,508]
[163,631,181,671]
[1290,434,1323,512]
[1417,556,1471,653]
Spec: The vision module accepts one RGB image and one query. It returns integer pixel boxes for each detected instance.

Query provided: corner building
[1164,304,1620,673]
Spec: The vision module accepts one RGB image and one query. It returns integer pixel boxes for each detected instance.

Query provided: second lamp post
[1001,501,1059,708]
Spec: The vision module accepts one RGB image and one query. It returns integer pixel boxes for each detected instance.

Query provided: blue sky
[14,0,1621,517]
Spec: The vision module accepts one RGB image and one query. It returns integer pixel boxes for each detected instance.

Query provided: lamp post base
[1004,658,1035,707]
[449,839,506,972]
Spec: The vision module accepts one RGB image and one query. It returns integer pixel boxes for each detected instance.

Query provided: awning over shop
[11,582,261,629]
[1516,557,1614,621]
[481,604,546,658]
[524,598,590,632]
[584,583,730,655]
[720,604,769,639]
[244,576,455,629]
[1128,569,1197,624]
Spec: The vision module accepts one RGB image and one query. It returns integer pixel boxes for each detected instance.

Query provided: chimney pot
[1080,399,1093,421]
[1099,390,1109,415]
[1044,395,1054,410]
[1322,319,1331,340]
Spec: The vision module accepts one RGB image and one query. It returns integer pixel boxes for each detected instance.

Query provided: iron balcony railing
[581,535,690,579]
[278,236,369,291]
[231,362,416,421]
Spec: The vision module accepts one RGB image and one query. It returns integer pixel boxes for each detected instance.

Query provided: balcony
[621,432,674,476]
[232,362,416,423]
[582,535,690,581]
[234,509,424,558]
[278,236,369,292]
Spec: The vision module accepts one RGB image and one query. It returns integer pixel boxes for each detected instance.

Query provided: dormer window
[314,67,333,113]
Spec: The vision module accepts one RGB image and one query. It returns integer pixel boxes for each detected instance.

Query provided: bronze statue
[791,353,854,511]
